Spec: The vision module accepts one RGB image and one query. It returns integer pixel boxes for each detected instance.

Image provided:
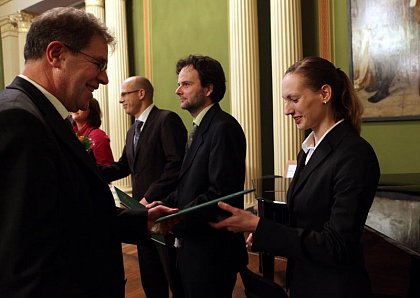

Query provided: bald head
[120,76,155,118]
[126,76,154,101]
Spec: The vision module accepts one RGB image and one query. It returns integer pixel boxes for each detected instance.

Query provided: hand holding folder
[115,186,256,233]
[113,187,171,245]
[155,188,256,223]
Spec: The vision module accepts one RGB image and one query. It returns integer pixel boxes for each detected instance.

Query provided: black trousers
[176,243,237,298]
[137,235,184,298]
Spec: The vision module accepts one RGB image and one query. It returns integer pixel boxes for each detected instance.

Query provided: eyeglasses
[63,43,107,72]
[121,89,140,97]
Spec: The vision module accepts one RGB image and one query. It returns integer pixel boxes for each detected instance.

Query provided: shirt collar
[193,103,214,127]
[136,103,154,123]
[19,74,69,120]
[302,119,344,153]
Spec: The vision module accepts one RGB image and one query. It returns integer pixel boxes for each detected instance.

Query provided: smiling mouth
[293,116,302,123]
[87,85,97,92]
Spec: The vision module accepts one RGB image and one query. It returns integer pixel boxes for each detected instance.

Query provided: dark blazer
[100,106,187,202]
[163,103,248,287]
[0,77,149,298]
[253,121,380,298]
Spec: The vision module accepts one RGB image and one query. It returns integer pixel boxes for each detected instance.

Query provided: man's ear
[204,84,214,97]
[138,88,146,100]
[46,41,65,67]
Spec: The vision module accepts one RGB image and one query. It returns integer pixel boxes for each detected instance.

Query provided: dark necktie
[133,120,144,152]
[187,123,198,149]
[64,115,74,132]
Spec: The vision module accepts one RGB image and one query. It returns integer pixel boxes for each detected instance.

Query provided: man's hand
[147,205,178,234]
[209,202,260,233]
[139,197,149,207]
[246,233,254,250]
[146,201,164,209]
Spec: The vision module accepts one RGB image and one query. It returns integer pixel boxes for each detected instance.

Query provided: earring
[323,100,327,104]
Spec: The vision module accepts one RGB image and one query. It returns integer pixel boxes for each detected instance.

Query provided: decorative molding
[0,0,12,6]
[229,0,262,208]
[0,16,17,37]
[143,0,151,80]
[11,11,33,32]
[85,0,109,134]
[105,0,131,190]
[318,0,332,61]
[85,0,104,6]
[271,0,304,176]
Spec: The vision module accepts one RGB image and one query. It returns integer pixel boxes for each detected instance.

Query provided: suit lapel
[291,143,332,197]
[126,124,135,170]
[133,106,158,168]
[7,77,105,182]
[289,121,351,198]
[287,150,306,201]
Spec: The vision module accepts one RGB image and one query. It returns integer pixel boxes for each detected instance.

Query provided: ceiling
[23,0,83,15]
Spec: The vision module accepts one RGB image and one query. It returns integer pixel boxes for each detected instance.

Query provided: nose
[283,101,294,116]
[98,70,109,85]
[175,85,182,95]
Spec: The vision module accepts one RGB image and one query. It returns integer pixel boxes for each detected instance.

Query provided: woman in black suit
[211,56,380,298]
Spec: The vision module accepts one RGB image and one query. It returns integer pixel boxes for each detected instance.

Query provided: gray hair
[24,7,115,61]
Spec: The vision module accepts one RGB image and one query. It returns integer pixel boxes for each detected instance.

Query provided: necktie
[187,123,198,149]
[65,116,74,132]
[133,120,144,152]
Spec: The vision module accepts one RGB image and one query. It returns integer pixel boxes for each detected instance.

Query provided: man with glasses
[100,76,186,298]
[0,7,177,298]
[63,43,108,72]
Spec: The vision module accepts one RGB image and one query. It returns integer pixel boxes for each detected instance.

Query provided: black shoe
[365,81,381,92]
[368,89,390,103]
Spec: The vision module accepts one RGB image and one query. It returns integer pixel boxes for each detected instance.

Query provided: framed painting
[349,0,420,121]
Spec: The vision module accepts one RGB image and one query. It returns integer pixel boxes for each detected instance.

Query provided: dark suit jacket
[253,121,380,298]
[100,106,187,202]
[0,77,149,298]
[163,103,248,279]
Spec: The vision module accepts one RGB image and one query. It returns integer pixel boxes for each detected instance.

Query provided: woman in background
[71,97,114,165]
[211,56,380,298]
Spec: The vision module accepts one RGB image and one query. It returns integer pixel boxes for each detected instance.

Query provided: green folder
[155,188,256,223]
[114,187,165,245]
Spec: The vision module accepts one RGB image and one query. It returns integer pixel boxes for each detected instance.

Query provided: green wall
[126,0,145,77]
[362,122,420,174]
[125,0,420,174]
[128,0,230,129]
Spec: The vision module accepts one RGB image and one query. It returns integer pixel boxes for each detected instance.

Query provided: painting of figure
[350,0,420,120]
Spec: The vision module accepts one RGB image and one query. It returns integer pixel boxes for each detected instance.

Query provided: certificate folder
[113,186,165,245]
[155,188,256,223]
